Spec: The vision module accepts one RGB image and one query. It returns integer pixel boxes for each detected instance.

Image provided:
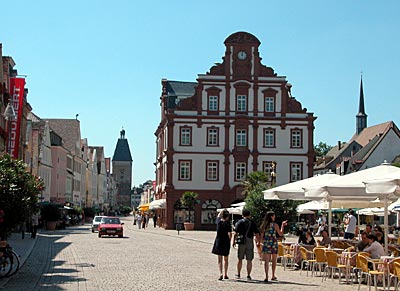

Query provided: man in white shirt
[343,209,357,239]
[363,234,385,259]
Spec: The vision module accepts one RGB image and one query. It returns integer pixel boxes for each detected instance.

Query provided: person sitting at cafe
[297,229,307,244]
[376,231,384,245]
[374,225,385,243]
[365,224,375,236]
[302,231,316,246]
[317,229,331,247]
[357,232,370,251]
[363,234,385,259]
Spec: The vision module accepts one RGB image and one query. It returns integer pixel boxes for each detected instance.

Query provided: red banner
[8,78,25,159]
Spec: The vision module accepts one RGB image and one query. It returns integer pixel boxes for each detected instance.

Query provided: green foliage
[180,191,199,223]
[119,206,132,215]
[83,207,96,218]
[41,203,61,221]
[180,191,198,211]
[242,171,301,229]
[314,141,333,157]
[0,154,44,239]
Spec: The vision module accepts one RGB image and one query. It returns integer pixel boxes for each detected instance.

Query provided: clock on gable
[237,51,247,60]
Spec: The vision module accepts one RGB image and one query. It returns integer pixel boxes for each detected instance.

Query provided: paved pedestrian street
[2,217,367,290]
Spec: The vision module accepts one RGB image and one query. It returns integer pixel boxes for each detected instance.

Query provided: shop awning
[138,203,150,211]
[149,199,166,210]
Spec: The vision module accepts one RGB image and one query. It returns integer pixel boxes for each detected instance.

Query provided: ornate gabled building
[155,32,316,230]
[112,129,133,207]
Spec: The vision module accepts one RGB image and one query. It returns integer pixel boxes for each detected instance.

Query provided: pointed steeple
[356,74,367,135]
[112,129,132,162]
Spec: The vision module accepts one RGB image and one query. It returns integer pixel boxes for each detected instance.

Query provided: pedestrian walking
[232,209,260,280]
[211,209,231,281]
[136,213,142,229]
[260,211,287,283]
[153,214,158,228]
[31,211,40,239]
[142,214,147,229]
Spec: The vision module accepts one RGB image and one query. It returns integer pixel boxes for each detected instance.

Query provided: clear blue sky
[2,1,399,185]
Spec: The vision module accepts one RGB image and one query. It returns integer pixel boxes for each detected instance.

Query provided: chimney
[338,141,341,150]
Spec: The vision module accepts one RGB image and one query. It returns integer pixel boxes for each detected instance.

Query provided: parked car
[98,217,124,238]
[91,216,105,232]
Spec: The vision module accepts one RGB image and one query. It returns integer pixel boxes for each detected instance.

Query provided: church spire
[356,74,367,135]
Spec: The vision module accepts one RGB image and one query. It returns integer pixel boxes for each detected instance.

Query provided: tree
[242,171,300,228]
[180,191,198,223]
[0,154,44,239]
[314,142,333,157]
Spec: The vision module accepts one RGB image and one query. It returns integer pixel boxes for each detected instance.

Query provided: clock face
[237,51,247,60]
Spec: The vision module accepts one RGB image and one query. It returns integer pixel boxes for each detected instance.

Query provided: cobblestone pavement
[1,217,374,290]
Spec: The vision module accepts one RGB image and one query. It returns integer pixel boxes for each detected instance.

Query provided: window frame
[265,96,275,112]
[236,95,247,112]
[290,162,303,182]
[290,128,303,148]
[235,162,247,181]
[208,95,218,111]
[263,128,276,148]
[236,129,247,147]
[206,160,219,181]
[179,126,192,146]
[206,127,219,147]
[178,160,192,181]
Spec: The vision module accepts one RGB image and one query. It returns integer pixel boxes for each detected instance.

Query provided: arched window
[201,199,222,224]
[173,200,192,224]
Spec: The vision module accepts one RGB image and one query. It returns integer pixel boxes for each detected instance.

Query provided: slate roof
[45,119,81,155]
[112,138,132,162]
[166,81,196,97]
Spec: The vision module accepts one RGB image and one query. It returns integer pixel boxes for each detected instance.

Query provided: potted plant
[180,191,199,231]
[41,204,61,230]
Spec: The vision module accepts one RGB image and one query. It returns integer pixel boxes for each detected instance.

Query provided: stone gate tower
[112,129,133,207]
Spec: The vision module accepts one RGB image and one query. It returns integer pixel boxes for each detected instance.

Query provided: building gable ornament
[224,32,260,46]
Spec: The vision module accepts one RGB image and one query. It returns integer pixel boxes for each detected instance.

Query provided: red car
[98,217,124,238]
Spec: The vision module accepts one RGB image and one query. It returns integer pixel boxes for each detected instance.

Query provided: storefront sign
[8,78,25,158]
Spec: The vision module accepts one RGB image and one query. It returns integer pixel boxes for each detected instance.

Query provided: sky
[1,1,399,186]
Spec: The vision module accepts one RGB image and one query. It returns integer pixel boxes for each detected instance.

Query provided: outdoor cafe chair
[278,242,294,270]
[323,250,348,283]
[313,247,327,277]
[300,246,316,277]
[385,257,400,291]
[357,254,386,291]
[393,262,400,291]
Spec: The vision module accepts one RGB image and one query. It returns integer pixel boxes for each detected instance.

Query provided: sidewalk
[0,231,37,287]
[5,232,37,266]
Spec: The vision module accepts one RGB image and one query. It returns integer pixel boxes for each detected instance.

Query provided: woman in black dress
[212,209,232,280]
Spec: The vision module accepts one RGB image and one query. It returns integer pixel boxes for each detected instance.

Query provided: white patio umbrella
[217,207,244,215]
[297,208,315,215]
[230,202,246,207]
[263,171,340,236]
[297,200,330,211]
[305,162,400,253]
[356,207,386,216]
[263,171,340,200]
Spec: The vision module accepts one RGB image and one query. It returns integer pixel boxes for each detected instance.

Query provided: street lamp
[2,102,16,154]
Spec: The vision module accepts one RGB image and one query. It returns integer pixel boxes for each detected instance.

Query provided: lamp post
[2,102,16,155]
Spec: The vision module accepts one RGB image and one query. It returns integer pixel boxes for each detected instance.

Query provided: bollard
[176,223,183,235]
